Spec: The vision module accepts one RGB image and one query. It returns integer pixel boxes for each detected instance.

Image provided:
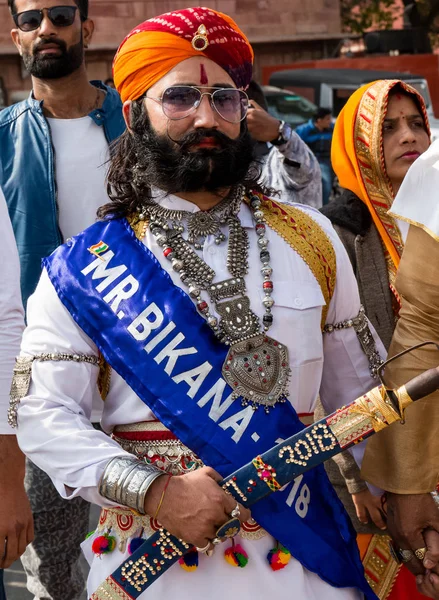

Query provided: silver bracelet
[323,306,383,378]
[99,456,164,514]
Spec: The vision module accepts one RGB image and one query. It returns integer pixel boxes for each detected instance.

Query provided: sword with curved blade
[91,342,439,600]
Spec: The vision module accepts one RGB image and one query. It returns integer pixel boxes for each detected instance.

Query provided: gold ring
[415,547,427,561]
[195,542,210,553]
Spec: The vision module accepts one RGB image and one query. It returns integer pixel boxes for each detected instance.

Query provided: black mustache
[169,128,234,151]
[33,38,67,54]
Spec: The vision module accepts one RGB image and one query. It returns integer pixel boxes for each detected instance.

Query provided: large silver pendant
[222,334,290,411]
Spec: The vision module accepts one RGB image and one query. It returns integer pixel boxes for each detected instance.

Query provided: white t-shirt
[48,115,110,421]
[47,116,110,241]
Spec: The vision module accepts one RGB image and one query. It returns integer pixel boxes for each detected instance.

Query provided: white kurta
[17,195,384,599]
[390,137,439,240]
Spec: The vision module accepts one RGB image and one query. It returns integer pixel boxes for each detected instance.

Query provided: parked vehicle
[268,68,439,141]
[261,85,317,128]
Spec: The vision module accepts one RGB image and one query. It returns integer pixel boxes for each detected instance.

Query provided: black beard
[23,36,84,79]
[131,118,256,194]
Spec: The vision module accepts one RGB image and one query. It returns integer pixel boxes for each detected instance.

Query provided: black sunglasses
[13,6,78,32]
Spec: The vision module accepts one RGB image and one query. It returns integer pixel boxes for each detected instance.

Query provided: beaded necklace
[143,191,290,411]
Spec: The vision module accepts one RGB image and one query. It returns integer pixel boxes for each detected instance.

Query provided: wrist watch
[270,120,293,146]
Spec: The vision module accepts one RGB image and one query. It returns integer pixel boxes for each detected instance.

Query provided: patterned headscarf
[331,79,430,294]
[113,7,254,103]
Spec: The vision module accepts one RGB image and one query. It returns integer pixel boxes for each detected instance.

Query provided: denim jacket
[295,119,334,162]
[0,81,125,307]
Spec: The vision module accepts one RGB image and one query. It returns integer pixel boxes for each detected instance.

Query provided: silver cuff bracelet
[99,456,164,514]
[323,306,384,378]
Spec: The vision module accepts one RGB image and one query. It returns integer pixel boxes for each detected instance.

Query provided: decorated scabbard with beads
[91,362,439,600]
[218,364,439,502]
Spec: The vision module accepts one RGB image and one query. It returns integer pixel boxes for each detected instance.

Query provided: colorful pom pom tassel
[91,533,117,556]
[179,548,199,572]
[224,540,249,568]
[267,543,291,571]
[128,537,145,555]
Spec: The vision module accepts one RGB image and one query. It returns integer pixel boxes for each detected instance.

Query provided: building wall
[0,0,342,104]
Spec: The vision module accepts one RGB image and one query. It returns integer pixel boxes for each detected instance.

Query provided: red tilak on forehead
[200,64,208,85]
[395,93,402,100]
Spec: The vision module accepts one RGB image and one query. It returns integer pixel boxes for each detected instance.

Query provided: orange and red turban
[113,7,254,103]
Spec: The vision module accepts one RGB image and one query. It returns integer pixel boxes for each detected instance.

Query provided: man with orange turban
[113,8,253,104]
[13,7,387,600]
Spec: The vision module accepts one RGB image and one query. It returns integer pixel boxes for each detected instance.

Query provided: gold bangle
[153,474,172,520]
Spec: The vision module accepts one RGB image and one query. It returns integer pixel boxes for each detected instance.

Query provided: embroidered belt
[99,421,266,545]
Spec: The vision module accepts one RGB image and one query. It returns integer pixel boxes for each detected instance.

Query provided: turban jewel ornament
[113,6,254,103]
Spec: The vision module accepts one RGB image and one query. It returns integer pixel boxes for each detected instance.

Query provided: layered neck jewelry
[141,186,244,249]
[142,189,290,411]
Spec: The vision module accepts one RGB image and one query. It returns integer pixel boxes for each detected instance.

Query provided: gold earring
[191,24,208,51]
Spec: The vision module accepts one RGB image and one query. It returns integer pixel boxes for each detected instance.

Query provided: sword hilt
[379,341,439,417]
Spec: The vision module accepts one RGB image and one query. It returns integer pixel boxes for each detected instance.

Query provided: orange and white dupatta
[332,80,431,599]
[331,79,430,306]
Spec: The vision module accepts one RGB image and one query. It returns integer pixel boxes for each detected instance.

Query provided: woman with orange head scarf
[324,79,430,348]
[320,79,431,600]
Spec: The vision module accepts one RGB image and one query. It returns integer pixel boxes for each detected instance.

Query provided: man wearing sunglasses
[0,0,125,599]
[12,6,385,600]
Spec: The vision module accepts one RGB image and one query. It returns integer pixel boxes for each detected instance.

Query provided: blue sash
[44,218,375,599]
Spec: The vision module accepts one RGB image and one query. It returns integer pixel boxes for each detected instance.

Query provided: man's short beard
[131,108,257,195]
[23,35,84,79]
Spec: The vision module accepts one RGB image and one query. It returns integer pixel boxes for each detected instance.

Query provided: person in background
[0,0,125,597]
[322,79,431,600]
[296,107,334,205]
[104,77,115,88]
[0,188,34,600]
[361,137,439,600]
[246,81,322,208]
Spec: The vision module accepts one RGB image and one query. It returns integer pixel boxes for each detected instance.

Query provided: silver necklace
[148,192,290,411]
[142,186,244,249]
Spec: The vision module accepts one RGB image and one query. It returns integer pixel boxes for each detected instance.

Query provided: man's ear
[82,18,94,48]
[123,100,133,131]
[11,28,23,56]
